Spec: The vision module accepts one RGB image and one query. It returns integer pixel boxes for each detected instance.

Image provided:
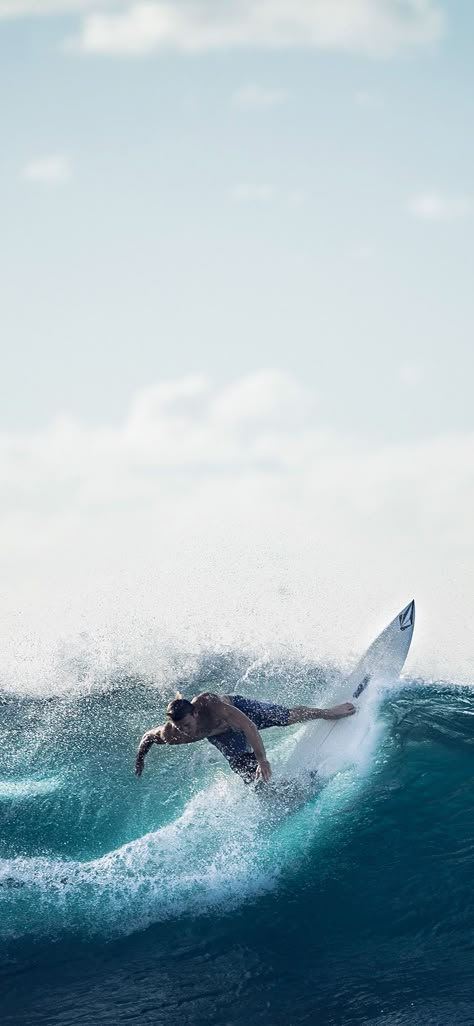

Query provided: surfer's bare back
[135,692,355,784]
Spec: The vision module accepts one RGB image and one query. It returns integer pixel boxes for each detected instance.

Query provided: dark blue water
[1,656,474,1025]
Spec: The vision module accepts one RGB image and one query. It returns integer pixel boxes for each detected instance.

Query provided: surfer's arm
[135,728,164,776]
[219,703,272,782]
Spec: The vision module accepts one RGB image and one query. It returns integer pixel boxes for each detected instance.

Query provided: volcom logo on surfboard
[353,673,371,699]
[399,601,414,632]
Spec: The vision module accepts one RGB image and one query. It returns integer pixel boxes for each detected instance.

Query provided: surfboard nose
[399,599,415,632]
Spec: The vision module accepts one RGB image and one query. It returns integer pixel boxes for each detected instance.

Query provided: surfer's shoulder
[193,691,222,710]
[161,721,176,744]
[160,721,191,745]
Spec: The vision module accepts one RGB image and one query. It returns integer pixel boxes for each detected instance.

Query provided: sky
[1,1,474,686]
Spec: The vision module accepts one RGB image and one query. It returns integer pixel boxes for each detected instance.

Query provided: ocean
[1,648,473,1026]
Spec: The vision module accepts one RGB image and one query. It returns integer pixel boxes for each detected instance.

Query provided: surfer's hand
[135,756,144,777]
[256,758,272,783]
[324,703,356,719]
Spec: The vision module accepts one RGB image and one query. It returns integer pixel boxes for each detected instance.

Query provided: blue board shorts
[207,695,290,783]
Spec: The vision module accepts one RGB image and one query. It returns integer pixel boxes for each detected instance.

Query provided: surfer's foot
[323,703,356,719]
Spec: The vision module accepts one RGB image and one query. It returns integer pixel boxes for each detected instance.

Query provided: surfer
[135,692,355,784]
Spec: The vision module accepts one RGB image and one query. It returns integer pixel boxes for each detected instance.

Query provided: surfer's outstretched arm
[135,729,164,776]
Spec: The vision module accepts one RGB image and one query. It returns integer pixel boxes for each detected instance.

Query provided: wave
[0,665,381,943]
[0,737,373,943]
[0,776,61,800]
[1,649,473,951]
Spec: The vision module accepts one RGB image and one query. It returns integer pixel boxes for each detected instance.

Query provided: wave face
[1,653,474,1026]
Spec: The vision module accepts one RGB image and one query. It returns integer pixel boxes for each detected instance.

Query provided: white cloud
[408,190,472,222]
[0,0,119,15]
[355,89,384,107]
[351,243,375,261]
[233,84,287,110]
[400,363,422,387]
[2,369,472,512]
[61,0,444,58]
[127,374,209,425]
[21,153,71,185]
[210,370,315,430]
[231,183,276,203]
[2,369,474,682]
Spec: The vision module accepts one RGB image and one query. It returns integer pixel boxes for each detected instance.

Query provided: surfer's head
[166,696,196,735]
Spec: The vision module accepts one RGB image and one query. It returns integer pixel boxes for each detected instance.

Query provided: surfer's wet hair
[166,698,194,722]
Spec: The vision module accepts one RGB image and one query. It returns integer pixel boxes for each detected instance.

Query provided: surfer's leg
[230,752,259,784]
[288,704,355,723]
[287,706,322,723]
[227,695,353,730]
[231,696,290,728]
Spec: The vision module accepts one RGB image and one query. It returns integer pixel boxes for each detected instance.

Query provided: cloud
[399,363,422,387]
[233,84,287,110]
[355,89,384,107]
[408,190,472,222]
[230,184,276,203]
[21,154,71,185]
[351,243,375,261]
[230,185,306,206]
[2,369,474,680]
[2,369,472,509]
[0,0,117,15]
[210,370,315,429]
[59,0,444,58]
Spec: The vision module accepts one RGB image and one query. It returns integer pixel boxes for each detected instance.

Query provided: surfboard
[280,599,415,779]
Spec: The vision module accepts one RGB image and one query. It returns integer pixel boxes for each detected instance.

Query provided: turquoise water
[1,655,474,1025]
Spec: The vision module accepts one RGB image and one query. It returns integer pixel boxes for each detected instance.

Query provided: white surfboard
[280,599,415,779]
